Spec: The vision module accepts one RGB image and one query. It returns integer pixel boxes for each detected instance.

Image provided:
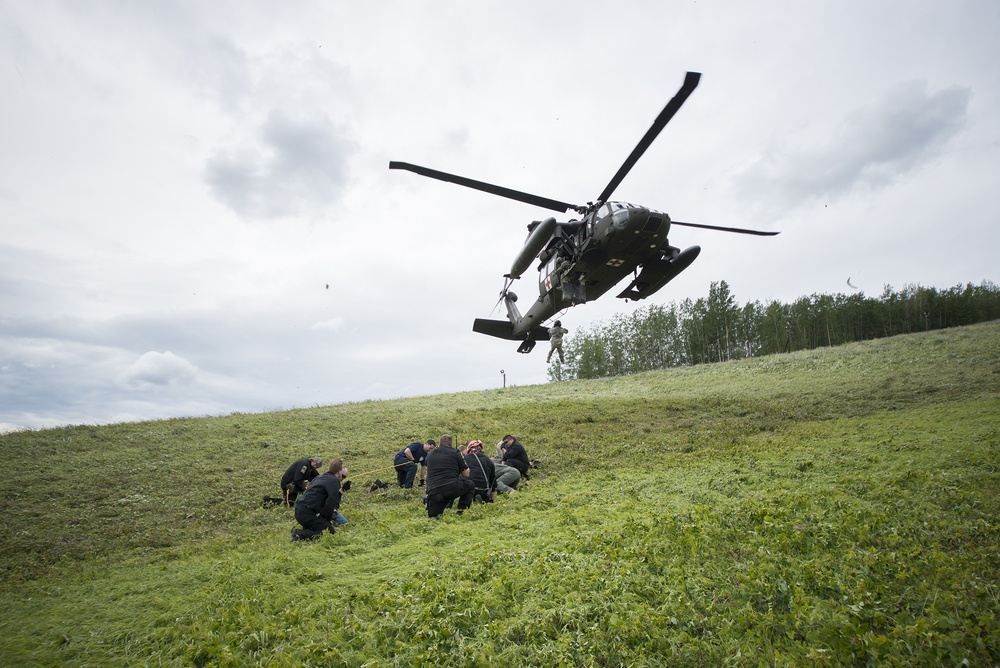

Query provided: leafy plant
[1,322,998,666]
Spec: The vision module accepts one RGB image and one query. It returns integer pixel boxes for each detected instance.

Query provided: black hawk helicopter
[391,71,777,354]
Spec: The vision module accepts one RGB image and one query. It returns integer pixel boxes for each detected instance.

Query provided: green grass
[1,322,998,666]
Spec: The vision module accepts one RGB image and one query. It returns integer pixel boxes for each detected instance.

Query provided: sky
[1,1,998,432]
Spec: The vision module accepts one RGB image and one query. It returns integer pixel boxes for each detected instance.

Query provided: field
[1,322,998,666]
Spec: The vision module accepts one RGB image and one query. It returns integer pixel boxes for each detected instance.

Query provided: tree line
[549,280,1000,381]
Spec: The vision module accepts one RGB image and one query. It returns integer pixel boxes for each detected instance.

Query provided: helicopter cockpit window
[598,203,612,219]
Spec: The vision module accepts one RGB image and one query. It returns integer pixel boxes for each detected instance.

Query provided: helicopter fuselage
[493,202,698,343]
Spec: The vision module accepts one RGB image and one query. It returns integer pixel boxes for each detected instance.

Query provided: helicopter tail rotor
[489,276,516,317]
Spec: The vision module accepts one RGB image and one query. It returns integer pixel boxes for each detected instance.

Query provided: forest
[550,280,1000,381]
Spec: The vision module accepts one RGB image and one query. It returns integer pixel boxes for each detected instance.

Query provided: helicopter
[390,71,778,354]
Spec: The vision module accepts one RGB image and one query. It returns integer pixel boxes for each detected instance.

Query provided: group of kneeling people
[264,456,352,541]
[407,434,531,519]
[268,434,532,540]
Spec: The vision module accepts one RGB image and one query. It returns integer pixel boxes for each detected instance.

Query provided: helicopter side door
[539,254,561,296]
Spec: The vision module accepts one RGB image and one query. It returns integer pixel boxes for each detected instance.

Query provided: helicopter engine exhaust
[508,217,557,279]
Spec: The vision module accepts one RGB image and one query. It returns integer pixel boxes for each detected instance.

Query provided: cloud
[122,351,199,387]
[2,1,997,433]
[205,110,358,218]
[736,80,971,209]
[311,318,345,332]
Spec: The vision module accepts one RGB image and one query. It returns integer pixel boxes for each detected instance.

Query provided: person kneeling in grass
[293,459,348,541]
[423,434,474,518]
[264,456,323,507]
[460,440,496,502]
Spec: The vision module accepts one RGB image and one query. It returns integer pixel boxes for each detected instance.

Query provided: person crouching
[461,440,496,503]
[423,434,475,518]
[292,459,347,541]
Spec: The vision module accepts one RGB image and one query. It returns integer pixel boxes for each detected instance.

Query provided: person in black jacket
[423,434,475,518]
[500,435,530,478]
[264,457,323,506]
[461,440,496,502]
[292,459,347,541]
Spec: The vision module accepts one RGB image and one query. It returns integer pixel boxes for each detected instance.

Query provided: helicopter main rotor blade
[596,71,701,205]
[670,220,779,236]
[389,161,576,214]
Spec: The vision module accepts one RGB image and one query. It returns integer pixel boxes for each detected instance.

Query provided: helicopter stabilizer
[617,245,701,301]
[473,318,551,343]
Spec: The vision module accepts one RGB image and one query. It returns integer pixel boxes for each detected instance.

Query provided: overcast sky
[2,1,998,432]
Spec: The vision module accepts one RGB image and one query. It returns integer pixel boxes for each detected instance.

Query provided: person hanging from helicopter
[546,320,569,364]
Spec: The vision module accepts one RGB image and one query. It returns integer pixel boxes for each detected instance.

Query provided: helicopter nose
[611,205,649,229]
[623,206,665,235]
[628,208,670,253]
[643,210,668,234]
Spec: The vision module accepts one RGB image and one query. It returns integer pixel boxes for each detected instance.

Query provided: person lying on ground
[493,462,521,494]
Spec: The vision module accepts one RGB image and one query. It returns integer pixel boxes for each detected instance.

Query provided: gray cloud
[121,351,199,387]
[737,80,971,208]
[205,110,358,218]
[2,2,997,433]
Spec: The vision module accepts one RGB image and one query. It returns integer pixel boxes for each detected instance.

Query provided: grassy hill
[1,322,998,666]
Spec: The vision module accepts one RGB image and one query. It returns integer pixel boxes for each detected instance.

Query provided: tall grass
[1,322,998,666]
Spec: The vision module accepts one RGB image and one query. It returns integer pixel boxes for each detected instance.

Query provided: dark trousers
[426,478,475,518]
[294,507,335,539]
[394,454,418,488]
